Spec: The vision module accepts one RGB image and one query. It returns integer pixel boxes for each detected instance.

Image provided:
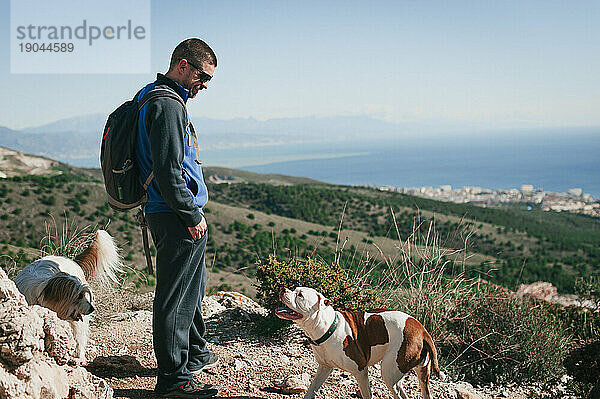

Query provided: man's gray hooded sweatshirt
[135,73,207,226]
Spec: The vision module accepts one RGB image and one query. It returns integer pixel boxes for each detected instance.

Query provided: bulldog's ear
[317,294,330,310]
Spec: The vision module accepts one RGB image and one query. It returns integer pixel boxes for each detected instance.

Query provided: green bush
[442,285,570,384]
[544,303,600,341]
[41,195,56,205]
[255,255,381,311]
[575,275,600,309]
[207,283,233,295]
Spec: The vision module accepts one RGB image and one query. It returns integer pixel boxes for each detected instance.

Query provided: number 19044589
[19,42,74,52]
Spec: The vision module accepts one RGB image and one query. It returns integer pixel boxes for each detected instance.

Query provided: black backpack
[100,87,185,211]
[101,87,186,275]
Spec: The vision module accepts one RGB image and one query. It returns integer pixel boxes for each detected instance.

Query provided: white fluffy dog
[14,229,123,362]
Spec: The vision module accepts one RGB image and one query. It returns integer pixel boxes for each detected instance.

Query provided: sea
[203,128,600,199]
[68,127,599,198]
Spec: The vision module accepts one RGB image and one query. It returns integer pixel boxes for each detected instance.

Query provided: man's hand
[187,216,208,240]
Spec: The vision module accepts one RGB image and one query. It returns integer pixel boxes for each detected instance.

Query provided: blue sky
[1,0,598,130]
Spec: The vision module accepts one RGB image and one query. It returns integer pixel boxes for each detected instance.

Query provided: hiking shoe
[190,352,220,374]
[160,376,217,398]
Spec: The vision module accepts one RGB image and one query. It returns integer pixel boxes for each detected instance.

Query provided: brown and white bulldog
[276,287,440,399]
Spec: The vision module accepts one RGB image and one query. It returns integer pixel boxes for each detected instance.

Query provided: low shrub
[545,303,600,341]
[255,255,381,311]
[575,275,600,310]
[207,283,233,295]
[443,284,570,384]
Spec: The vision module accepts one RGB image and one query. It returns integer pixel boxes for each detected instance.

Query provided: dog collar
[308,313,339,346]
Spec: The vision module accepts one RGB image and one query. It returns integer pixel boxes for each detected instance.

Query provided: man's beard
[189,83,202,98]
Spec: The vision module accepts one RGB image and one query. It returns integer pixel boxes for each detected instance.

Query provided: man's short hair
[169,38,217,71]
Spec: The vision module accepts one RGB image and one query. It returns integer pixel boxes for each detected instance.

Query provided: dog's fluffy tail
[75,229,123,286]
[423,331,441,379]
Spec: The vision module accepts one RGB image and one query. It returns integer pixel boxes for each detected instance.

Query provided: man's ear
[176,59,189,75]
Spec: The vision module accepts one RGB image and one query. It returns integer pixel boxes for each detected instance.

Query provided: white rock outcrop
[0,267,113,399]
[35,307,76,366]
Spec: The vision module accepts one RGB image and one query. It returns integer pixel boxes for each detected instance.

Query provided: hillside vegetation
[0,166,598,296]
[209,182,600,293]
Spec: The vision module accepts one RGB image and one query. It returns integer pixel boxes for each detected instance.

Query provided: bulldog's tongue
[275,307,303,320]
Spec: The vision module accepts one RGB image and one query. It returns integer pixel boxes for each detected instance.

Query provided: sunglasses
[185,59,212,83]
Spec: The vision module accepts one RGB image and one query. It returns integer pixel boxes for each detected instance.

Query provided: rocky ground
[87,290,575,399]
[0,267,580,399]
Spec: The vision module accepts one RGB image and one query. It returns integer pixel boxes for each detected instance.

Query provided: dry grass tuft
[374,210,478,341]
[40,214,97,259]
[368,209,570,384]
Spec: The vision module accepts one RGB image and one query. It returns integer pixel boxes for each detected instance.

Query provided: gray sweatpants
[146,212,210,393]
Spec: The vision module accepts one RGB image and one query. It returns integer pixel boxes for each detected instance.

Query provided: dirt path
[86,296,551,399]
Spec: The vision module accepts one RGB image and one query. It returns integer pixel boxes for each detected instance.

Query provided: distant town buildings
[371,183,600,218]
[568,188,583,197]
[520,184,534,194]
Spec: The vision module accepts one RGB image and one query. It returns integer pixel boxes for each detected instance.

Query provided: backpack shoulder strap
[138,87,185,112]
[139,87,202,165]
[134,88,184,196]
[138,87,192,130]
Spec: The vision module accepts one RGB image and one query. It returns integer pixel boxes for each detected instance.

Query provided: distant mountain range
[0,114,407,166]
[3,113,596,170]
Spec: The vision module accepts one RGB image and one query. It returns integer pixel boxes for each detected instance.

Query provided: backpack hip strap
[188,122,202,165]
[137,208,154,275]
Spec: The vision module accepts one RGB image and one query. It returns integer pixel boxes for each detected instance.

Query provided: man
[135,38,218,398]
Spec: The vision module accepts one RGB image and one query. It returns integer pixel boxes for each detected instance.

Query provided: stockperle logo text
[15,20,146,46]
